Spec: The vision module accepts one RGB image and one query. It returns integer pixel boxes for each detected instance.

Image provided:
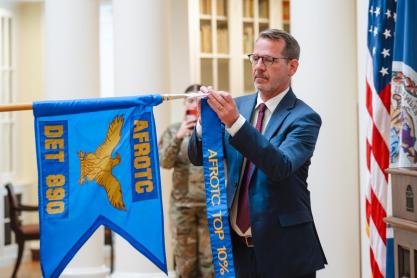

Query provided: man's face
[252,38,298,99]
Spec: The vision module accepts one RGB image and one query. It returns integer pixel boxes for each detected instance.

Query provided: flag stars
[369,25,373,33]
[385,9,392,18]
[374,7,381,16]
[369,6,374,14]
[380,67,389,76]
[383,29,392,39]
[373,26,378,36]
[381,48,390,58]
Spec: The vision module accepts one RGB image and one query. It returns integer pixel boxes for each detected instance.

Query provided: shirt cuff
[196,121,203,138]
[225,115,246,137]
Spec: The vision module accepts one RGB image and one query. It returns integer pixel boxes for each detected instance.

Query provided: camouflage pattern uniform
[159,123,214,278]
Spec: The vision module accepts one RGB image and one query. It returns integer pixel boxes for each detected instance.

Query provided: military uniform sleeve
[158,124,183,169]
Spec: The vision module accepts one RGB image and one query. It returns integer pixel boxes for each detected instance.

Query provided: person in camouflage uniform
[158,84,214,278]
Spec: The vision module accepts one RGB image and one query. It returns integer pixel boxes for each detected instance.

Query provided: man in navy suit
[188,29,327,277]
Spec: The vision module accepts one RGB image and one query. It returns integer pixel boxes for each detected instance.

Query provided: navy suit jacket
[188,89,327,277]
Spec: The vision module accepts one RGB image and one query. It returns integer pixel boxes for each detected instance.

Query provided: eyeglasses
[247,54,289,67]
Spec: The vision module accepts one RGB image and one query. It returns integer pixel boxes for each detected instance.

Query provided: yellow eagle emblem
[78,116,126,211]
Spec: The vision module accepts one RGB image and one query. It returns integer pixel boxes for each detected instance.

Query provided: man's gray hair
[257,29,300,60]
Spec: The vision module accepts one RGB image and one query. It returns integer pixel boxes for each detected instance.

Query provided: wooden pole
[161,94,190,101]
[0,93,205,112]
[0,103,33,112]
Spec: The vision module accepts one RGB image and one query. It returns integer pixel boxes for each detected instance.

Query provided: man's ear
[288,59,299,77]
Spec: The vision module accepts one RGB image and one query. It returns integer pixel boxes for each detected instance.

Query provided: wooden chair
[104,227,114,273]
[4,183,40,278]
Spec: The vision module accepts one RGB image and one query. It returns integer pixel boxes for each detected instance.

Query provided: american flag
[365,0,396,277]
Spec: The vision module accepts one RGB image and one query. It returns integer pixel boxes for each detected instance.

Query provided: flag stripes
[366,0,397,275]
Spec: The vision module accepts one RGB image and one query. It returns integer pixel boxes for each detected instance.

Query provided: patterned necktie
[236,103,267,233]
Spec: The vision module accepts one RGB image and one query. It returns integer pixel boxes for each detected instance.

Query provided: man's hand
[201,86,240,128]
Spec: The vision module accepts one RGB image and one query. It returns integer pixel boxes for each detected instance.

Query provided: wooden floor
[0,259,42,278]
[0,258,112,278]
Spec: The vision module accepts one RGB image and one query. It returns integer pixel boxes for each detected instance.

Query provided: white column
[357,0,371,277]
[112,0,172,277]
[290,1,360,278]
[44,1,108,277]
[44,0,100,100]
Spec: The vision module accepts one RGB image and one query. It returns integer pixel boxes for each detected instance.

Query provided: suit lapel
[239,93,257,122]
[233,93,257,181]
[246,90,297,179]
[263,89,297,141]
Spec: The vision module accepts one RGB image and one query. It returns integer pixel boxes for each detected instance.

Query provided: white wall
[99,0,114,98]
[169,0,192,124]
[357,0,371,276]
[291,0,360,277]
[0,1,43,265]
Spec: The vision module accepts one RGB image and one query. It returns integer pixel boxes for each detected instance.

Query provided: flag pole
[0,103,33,112]
[161,94,191,101]
[0,93,204,112]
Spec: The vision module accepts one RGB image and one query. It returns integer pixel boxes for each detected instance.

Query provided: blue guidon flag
[33,95,167,278]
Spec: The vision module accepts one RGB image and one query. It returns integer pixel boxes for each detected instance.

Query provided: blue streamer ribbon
[201,99,235,277]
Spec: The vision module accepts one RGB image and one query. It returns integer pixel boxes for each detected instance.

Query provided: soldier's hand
[176,119,197,139]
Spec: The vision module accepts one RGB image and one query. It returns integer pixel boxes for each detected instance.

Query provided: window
[406,185,414,212]
[0,9,15,179]
[199,0,230,92]
[398,245,411,278]
[415,249,417,278]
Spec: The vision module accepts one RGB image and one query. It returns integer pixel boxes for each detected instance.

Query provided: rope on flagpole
[0,93,207,112]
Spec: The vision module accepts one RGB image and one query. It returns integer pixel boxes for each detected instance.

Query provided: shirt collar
[255,87,290,113]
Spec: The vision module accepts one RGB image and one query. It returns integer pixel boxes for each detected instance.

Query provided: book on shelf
[283,23,290,33]
[259,23,269,34]
[217,27,229,54]
[217,0,226,16]
[282,0,290,21]
[259,0,269,19]
[243,25,254,53]
[243,0,254,18]
[200,0,211,15]
[200,24,212,53]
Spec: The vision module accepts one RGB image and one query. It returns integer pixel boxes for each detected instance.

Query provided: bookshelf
[242,0,271,93]
[282,0,290,32]
[242,0,291,94]
[191,0,290,96]
[198,0,230,91]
